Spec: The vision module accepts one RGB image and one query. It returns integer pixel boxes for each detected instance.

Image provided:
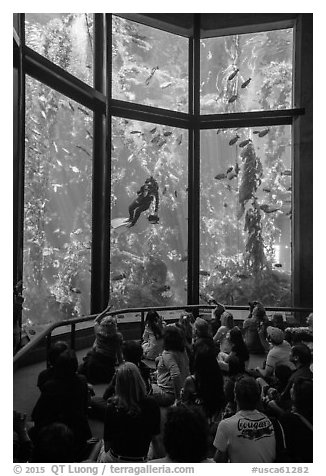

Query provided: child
[142,310,164,360]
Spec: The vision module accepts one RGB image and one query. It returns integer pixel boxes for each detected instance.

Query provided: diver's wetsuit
[128,181,159,226]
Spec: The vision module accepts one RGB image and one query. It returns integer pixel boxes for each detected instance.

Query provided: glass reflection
[110,117,188,309]
[200,125,292,306]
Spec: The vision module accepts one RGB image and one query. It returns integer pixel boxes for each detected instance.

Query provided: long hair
[229,326,249,362]
[163,325,185,352]
[114,362,147,415]
[145,310,163,340]
[194,345,225,416]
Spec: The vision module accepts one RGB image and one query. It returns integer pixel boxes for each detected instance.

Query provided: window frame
[14,13,312,329]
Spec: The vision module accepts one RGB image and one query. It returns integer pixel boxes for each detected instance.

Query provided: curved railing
[13,304,312,370]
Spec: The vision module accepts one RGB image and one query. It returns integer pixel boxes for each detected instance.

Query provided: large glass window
[112,16,188,112]
[110,117,188,309]
[200,28,293,114]
[200,125,292,306]
[25,13,93,87]
[23,77,93,330]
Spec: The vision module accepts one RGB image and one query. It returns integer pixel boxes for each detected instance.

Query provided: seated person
[97,362,160,462]
[257,363,293,399]
[271,313,286,331]
[142,310,164,360]
[181,344,225,421]
[243,302,269,354]
[213,376,276,463]
[217,326,249,375]
[150,404,213,463]
[280,343,312,403]
[193,317,216,356]
[31,423,76,463]
[32,349,92,460]
[264,378,313,463]
[213,311,234,352]
[79,314,123,384]
[255,327,294,381]
[90,340,151,420]
[152,326,190,407]
[37,341,68,391]
[13,411,33,463]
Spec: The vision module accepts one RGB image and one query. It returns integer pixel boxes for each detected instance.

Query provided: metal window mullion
[24,46,106,114]
[91,14,110,314]
[110,103,189,130]
[187,14,201,307]
[105,14,113,310]
[13,13,26,348]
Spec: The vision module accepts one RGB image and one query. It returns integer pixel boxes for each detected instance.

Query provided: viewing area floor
[13,346,266,440]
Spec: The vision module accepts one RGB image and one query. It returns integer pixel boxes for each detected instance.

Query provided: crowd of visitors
[14,304,313,463]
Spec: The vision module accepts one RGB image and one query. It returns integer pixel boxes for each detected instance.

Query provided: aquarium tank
[22,14,293,330]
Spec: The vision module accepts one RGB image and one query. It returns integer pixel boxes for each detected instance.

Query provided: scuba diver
[127,176,159,227]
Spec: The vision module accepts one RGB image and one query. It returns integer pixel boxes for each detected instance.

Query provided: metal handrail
[13,304,312,369]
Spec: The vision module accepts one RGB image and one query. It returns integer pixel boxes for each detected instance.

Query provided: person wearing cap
[255,327,294,380]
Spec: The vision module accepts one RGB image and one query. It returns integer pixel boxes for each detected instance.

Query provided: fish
[151,134,161,144]
[174,190,178,197]
[258,128,270,137]
[260,204,280,214]
[239,139,252,148]
[76,145,91,157]
[226,166,237,180]
[223,203,228,208]
[263,188,271,193]
[130,131,142,134]
[163,131,173,137]
[228,68,239,80]
[214,173,227,180]
[229,134,240,146]
[241,78,252,88]
[176,134,183,145]
[112,273,127,281]
[236,273,250,279]
[156,284,171,292]
[253,131,260,134]
[235,163,240,175]
[281,170,292,176]
[161,81,172,89]
[287,186,292,191]
[145,66,159,85]
[199,270,210,276]
[70,287,81,294]
[216,129,221,134]
[228,94,238,103]
[150,127,157,134]
[274,263,283,268]
[163,186,167,195]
